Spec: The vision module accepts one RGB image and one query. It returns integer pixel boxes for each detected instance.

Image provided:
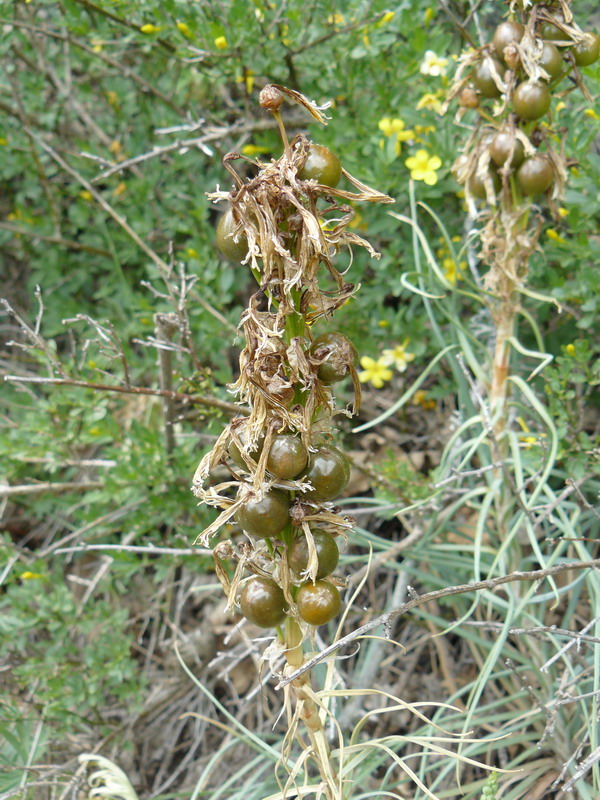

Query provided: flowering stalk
[449,0,596,444]
[192,84,392,794]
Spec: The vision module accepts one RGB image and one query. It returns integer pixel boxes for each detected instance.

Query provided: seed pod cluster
[193,85,393,633]
[450,1,597,209]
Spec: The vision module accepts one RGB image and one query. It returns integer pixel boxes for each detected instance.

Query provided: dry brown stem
[277,558,600,688]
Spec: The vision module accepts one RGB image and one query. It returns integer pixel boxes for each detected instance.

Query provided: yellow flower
[558,207,568,218]
[377,319,390,328]
[79,190,93,201]
[327,13,345,25]
[113,182,126,198]
[214,35,228,49]
[378,117,411,138]
[186,247,199,258]
[109,140,122,155]
[106,90,119,108]
[546,228,566,244]
[91,38,104,52]
[565,343,576,356]
[423,8,435,23]
[516,416,545,448]
[362,31,370,48]
[241,143,270,156]
[140,24,161,34]
[420,50,449,77]
[405,149,442,185]
[236,70,255,93]
[555,100,567,115]
[443,257,465,285]
[21,571,43,580]
[413,390,436,410]
[358,356,393,388]
[378,117,414,156]
[379,11,395,26]
[381,339,416,372]
[416,91,445,115]
[584,108,600,120]
[177,22,192,37]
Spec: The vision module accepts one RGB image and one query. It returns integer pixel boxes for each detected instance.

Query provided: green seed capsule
[288,529,339,579]
[235,489,290,538]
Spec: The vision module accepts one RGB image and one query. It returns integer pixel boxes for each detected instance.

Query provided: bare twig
[0,481,103,497]
[154,312,179,454]
[562,745,600,793]
[0,222,111,257]
[541,615,600,673]
[277,558,600,688]
[2,298,68,378]
[54,543,212,556]
[3,374,246,416]
[465,621,600,646]
[87,115,307,183]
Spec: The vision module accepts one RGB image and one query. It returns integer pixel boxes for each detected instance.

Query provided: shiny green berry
[489,132,525,168]
[512,81,551,121]
[517,156,554,196]
[288,529,339,579]
[468,169,501,200]
[298,144,342,188]
[297,580,341,626]
[304,446,351,502]
[471,57,503,98]
[216,208,248,262]
[493,22,524,64]
[266,435,308,480]
[235,489,290,538]
[538,42,563,80]
[573,33,600,67]
[240,576,286,628]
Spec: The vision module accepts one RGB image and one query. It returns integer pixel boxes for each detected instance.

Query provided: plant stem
[273,109,291,158]
[490,295,515,440]
[284,617,339,799]
[154,313,179,456]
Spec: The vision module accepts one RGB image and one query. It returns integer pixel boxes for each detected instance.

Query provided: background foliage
[1,0,599,798]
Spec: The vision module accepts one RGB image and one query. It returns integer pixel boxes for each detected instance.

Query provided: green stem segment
[283,617,338,798]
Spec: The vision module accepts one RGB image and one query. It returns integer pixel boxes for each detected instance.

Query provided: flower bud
[259,85,284,112]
